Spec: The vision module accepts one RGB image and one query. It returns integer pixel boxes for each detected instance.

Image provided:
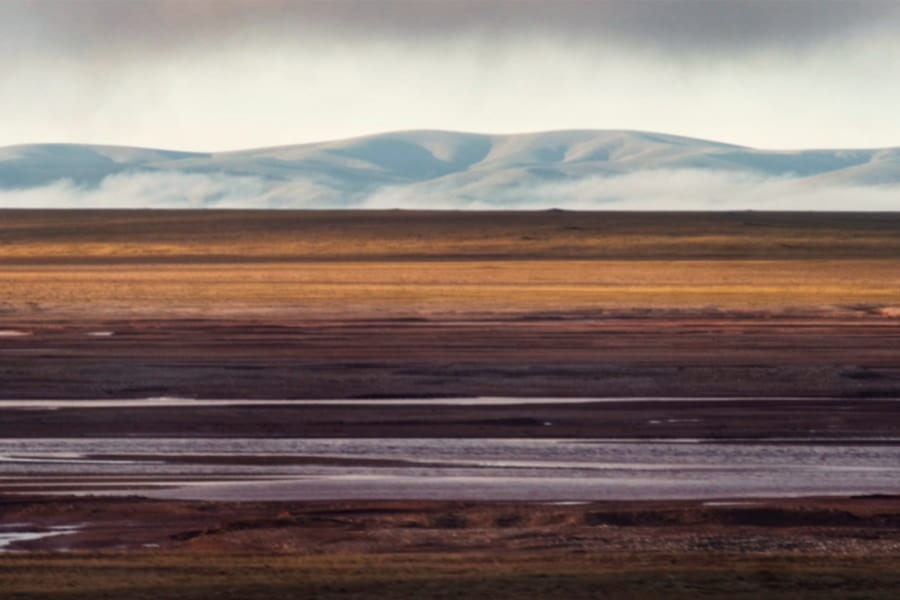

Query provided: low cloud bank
[0,171,335,209]
[363,169,900,211]
[0,168,898,211]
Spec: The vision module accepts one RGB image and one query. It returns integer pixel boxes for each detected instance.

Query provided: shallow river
[2,437,899,501]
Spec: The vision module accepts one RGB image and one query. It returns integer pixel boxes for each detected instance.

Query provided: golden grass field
[1,259,899,314]
[1,210,899,315]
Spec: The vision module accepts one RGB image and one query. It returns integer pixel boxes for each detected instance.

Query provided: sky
[3,0,900,151]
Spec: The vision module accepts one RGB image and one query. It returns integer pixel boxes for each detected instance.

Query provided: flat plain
[2,209,900,314]
[2,210,899,400]
[2,210,900,598]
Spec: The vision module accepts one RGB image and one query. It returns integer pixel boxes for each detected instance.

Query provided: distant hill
[1,130,899,209]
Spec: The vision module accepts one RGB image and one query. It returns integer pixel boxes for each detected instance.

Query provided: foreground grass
[3,553,900,599]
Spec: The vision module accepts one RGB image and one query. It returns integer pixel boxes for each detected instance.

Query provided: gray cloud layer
[4,1,900,151]
[5,0,900,57]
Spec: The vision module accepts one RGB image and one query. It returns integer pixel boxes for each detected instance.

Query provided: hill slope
[1,130,899,209]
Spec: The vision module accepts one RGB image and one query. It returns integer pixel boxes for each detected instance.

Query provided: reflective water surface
[0,524,80,552]
[0,396,841,409]
[2,437,899,501]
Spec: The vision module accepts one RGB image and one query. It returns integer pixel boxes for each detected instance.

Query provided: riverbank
[2,496,899,598]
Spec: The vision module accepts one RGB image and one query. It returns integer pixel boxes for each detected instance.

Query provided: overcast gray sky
[3,0,900,151]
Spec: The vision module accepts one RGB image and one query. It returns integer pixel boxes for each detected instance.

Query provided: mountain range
[1,130,899,209]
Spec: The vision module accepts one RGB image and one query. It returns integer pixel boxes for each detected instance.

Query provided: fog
[2,168,896,211]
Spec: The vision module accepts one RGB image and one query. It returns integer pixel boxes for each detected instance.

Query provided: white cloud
[0,172,333,209]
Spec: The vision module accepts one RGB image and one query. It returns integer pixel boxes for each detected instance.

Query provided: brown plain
[1,210,899,400]
[1,209,898,315]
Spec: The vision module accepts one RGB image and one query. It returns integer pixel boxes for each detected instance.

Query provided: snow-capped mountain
[1,130,899,209]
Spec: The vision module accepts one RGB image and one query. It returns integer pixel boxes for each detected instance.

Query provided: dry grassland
[0,260,897,314]
[2,552,899,599]
[1,210,899,315]
[1,210,898,261]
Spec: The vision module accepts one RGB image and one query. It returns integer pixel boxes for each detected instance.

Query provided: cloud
[4,0,900,58]
[2,168,898,211]
[3,2,900,151]
[0,172,336,209]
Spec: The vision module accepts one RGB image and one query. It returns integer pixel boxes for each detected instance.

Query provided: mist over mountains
[1,130,899,210]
